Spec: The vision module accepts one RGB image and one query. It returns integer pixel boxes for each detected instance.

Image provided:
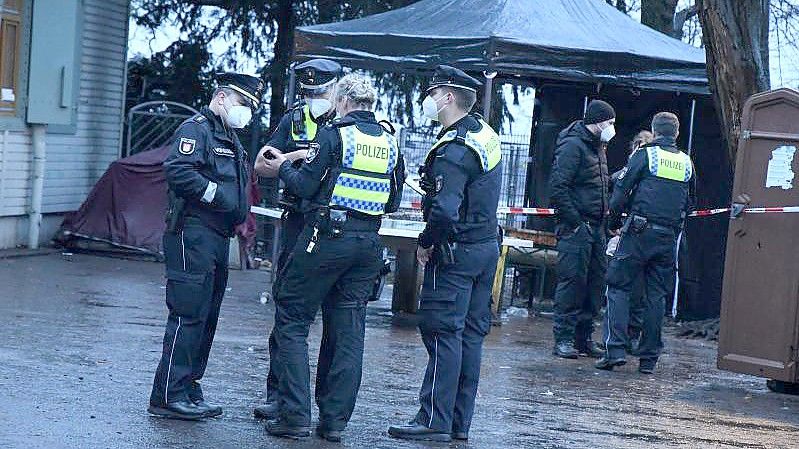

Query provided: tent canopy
[295,0,708,93]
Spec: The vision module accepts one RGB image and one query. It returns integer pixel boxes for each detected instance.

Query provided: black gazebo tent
[295,0,708,93]
[295,0,731,320]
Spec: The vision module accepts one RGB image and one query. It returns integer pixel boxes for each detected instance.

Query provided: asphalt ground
[1,253,798,449]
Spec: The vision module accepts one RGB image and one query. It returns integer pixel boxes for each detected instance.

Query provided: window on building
[0,0,21,115]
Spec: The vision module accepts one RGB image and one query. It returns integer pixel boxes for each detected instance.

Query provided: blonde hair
[335,74,376,109]
[630,130,653,156]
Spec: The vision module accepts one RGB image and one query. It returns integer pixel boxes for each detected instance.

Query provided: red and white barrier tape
[407,202,799,217]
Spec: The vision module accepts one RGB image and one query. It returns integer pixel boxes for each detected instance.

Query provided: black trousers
[266,210,304,404]
[553,223,607,345]
[273,226,382,430]
[604,227,677,361]
[151,218,229,406]
[266,212,344,412]
[413,241,499,434]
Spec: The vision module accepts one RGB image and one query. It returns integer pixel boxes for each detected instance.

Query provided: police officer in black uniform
[252,58,342,421]
[388,65,502,443]
[259,74,405,441]
[148,73,263,420]
[597,112,694,374]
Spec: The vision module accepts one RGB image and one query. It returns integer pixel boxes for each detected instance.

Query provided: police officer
[388,65,502,443]
[549,99,616,359]
[259,74,405,441]
[252,58,342,421]
[148,73,262,420]
[597,112,693,374]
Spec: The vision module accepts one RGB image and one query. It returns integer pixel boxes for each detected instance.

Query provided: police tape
[407,202,799,217]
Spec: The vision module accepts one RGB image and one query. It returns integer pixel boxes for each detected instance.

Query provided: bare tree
[697,0,771,166]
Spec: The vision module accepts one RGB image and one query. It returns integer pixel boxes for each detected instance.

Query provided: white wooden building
[0,0,130,249]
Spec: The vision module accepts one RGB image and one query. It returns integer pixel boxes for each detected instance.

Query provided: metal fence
[125,101,198,156]
[397,127,531,227]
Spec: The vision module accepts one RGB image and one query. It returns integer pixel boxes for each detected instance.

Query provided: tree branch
[673,5,698,39]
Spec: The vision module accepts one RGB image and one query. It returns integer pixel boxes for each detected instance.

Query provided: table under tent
[289,0,730,319]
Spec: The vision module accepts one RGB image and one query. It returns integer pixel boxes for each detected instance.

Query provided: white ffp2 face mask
[307,98,333,119]
[600,124,616,142]
[422,95,445,121]
[223,97,252,129]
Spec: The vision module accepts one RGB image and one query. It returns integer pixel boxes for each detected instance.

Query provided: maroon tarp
[58,145,260,257]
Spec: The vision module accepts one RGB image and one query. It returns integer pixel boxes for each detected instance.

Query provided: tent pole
[687,99,696,156]
[286,63,297,107]
[482,72,496,119]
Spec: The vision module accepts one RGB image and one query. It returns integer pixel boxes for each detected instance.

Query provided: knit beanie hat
[584,100,616,125]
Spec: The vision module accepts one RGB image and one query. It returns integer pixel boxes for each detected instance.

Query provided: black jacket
[418,115,502,248]
[549,120,609,229]
[164,107,250,236]
[609,136,694,230]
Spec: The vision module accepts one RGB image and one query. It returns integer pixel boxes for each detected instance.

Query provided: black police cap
[217,72,264,108]
[295,59,342,91]
[426,65,482,93]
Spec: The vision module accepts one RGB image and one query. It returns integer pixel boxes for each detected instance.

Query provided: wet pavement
[1,253,799,449]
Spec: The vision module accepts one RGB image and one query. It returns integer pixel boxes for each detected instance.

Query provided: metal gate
[125,101,198,156]
[718,88,799,382]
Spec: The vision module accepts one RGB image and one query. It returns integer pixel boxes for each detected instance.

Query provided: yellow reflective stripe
[332,184,390,203]
[648,147,691,182]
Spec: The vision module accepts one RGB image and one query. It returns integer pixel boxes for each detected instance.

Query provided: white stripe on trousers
[671,230,683,318]
[429,335,439,428]
[165,317,182,403]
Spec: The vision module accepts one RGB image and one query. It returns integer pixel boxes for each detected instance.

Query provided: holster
[313,207,346,238]
[166,190,187,234]
[623,215,648,234]
[433,242,457,267]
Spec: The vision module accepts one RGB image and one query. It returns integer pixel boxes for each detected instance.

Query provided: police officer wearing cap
[549,99,616,360]
[388,65,502,443]
[596,112,694,374]
[148,73,262,420]
[259,74,405,441]
[252,58,342,422]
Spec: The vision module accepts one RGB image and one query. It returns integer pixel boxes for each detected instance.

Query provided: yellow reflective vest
[329,124,400,215]
[646,146,692,182]
[290,105,318,142]
[428,118,502,172]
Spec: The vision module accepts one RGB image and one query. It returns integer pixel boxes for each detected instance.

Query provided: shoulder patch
[305,142,320,163]
[212,147,235,157]
[179,138,196,155]
[192,115,206,123]
[617,166,628,180]
[435,175,444,193]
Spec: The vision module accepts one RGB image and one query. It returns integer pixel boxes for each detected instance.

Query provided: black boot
[552,341,579,359]
[192,400,223,418]
[265,419,311,439]
[388,423,452,442]
[595,356,626,371]
[148,400,207,420]
[452,431,469,441]
[577,340,604,358]
[253,402,279,420]
[316,426,342,442]
[638,358,658,374]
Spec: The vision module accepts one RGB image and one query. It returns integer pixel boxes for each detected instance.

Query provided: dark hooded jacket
[548,120,609,229]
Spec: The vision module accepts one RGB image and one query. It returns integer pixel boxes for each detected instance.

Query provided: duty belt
[647,222,678,233]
